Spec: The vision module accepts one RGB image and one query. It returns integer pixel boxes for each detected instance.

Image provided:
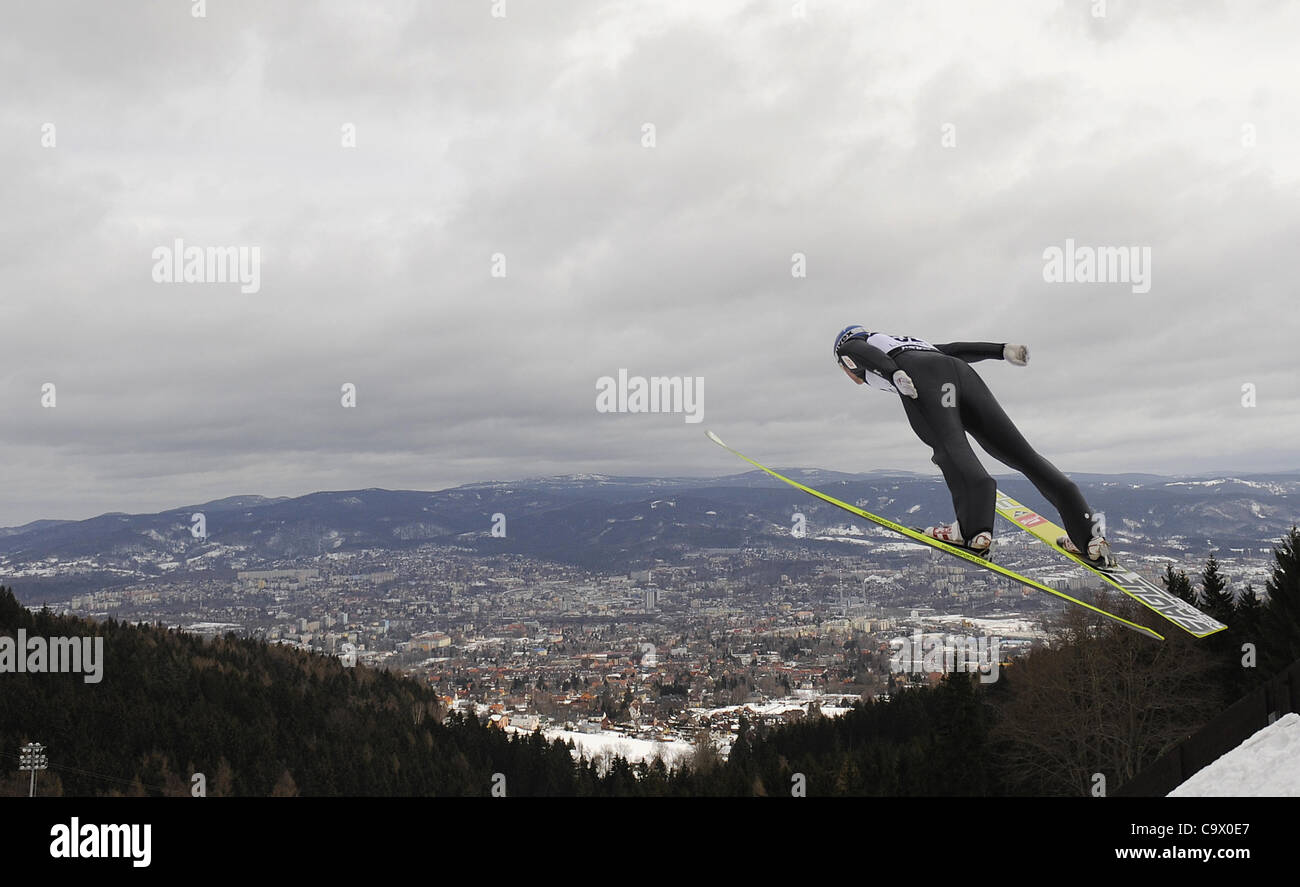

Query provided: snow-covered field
[918,614,1045,636]
[508,695,858,770]
[1169,712,1300,796]
[538,730,695,769]
[691,699,853,719]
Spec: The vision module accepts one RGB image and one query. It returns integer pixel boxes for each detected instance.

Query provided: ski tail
[991,490,1227,638]
[706,431,1164,641]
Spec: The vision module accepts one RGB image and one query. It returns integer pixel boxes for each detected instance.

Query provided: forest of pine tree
[3,527,1298,796]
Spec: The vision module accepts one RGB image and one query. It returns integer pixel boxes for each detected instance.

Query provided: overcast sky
[2,0,1298,526]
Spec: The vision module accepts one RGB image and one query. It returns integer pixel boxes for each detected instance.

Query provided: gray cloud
[2,1,1298,525]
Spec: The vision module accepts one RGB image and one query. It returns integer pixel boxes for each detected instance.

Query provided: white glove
[1003,343,1029,366]
[892,370,918,399]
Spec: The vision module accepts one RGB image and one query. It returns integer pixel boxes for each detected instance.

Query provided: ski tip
[705,430,727,448]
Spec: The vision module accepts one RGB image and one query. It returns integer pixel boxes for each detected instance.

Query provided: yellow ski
[992,490,1226,638]
[706,431,1164,641]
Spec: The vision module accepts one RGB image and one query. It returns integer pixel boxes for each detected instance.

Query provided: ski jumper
[836,333,1096,552]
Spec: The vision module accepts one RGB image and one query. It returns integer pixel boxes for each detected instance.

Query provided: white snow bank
[538,729,694,768]
[1168,712,1300,797]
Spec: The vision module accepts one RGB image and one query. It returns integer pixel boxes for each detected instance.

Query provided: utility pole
[19,743,47,798]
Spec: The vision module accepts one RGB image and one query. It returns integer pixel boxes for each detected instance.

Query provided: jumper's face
[840,361,864,385]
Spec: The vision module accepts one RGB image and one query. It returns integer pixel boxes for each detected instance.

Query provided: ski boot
[1057,534,1117,570]
[922,522,994,560]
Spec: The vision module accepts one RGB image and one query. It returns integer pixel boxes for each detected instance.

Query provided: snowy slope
[518,729,695,769]
[1168,713,1300,796]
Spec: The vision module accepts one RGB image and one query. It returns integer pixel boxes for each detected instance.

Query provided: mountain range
[2,470,1297,600]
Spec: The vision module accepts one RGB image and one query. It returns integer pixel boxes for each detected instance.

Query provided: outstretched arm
[934,342,1007,363]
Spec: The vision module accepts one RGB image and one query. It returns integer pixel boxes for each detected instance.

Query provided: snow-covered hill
[1168,712,1300,796]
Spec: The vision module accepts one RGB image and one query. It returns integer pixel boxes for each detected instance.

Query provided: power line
[0,748,172,794]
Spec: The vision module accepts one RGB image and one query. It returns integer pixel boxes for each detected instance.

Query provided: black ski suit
[836,335,1096,551]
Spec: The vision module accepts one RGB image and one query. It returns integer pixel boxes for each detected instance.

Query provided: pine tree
[1163,564,1197,605]
[1236,584,1263,639]
[1199,554,1235,625]
[1260,527,1300,675]
[271,769,298,797]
